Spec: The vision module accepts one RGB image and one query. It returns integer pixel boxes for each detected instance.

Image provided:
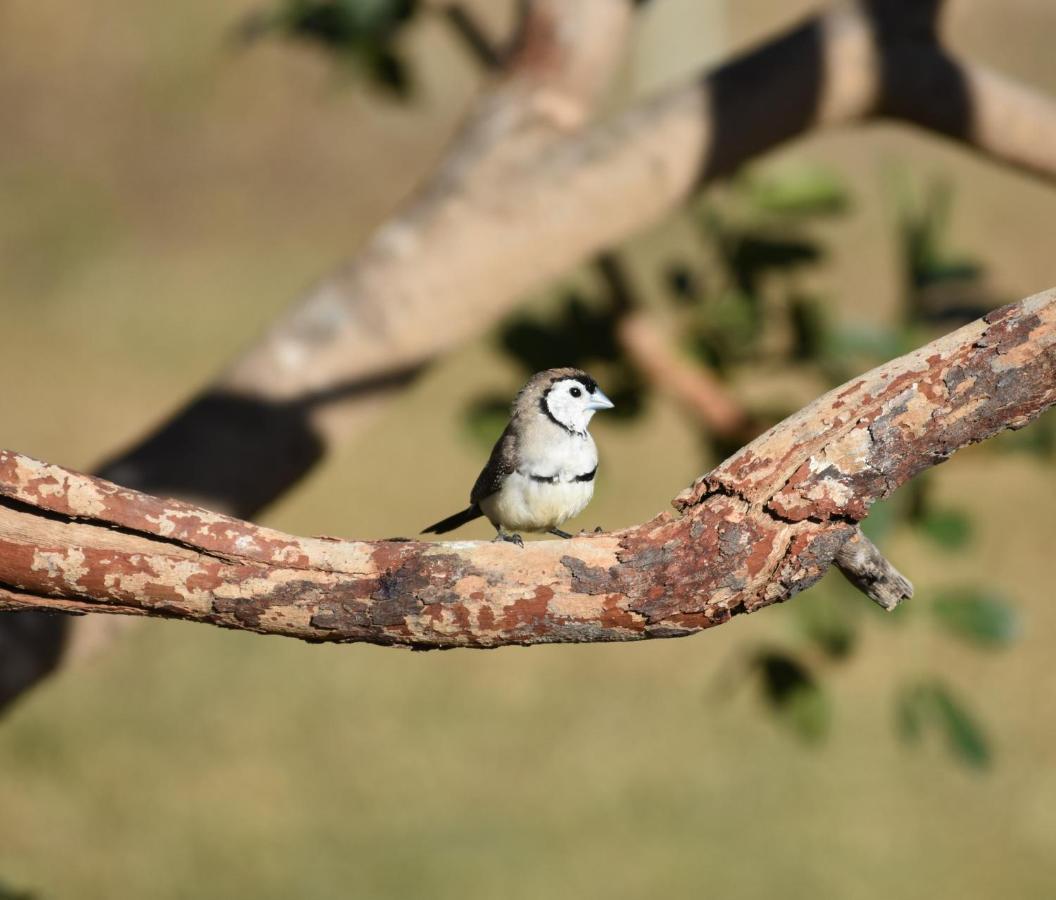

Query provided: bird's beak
[587,389,615,411]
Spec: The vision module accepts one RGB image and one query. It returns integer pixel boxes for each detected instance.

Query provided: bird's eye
[570,387,582,398]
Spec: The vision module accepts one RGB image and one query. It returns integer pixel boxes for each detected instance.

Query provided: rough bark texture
[2,291,1052,647]
[834,531,912,611]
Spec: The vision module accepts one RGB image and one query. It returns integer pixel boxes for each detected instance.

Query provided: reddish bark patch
[744,528,780,579]
[496,584,555,632]
[599,594,641,632]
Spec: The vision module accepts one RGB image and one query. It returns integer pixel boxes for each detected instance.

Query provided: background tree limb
[2,290,1051,646]
[95,0,1056,519]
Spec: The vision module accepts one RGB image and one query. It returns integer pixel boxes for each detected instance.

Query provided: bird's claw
[493,532,524,548]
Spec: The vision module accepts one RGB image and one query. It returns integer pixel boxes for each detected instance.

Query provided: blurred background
[1,0,1055,897]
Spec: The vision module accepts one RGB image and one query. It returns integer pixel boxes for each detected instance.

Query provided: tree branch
[2,291,1051,646]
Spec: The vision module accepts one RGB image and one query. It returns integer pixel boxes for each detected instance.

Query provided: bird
[422,368,615,546]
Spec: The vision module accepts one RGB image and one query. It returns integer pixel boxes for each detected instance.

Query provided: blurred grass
[2,0,1056,898]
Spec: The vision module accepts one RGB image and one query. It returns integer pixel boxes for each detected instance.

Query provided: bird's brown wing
[470,422,518,505]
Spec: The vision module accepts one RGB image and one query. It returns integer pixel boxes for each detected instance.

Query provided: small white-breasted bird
[423,368,614,545]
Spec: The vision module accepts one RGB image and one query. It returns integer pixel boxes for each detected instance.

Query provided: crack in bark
[0,494,243,568]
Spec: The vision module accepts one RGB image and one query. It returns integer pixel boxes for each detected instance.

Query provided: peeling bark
[1,291,1052,647]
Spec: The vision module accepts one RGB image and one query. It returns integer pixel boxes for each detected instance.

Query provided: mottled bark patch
[758,525,853,608]
[496,585,555,632]
[560,555,619,595]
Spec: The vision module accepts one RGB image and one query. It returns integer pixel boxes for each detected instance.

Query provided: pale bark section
[2,291,1052,647]
[834,531,912,611]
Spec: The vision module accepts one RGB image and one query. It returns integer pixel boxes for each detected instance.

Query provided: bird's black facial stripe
[528,472,558,484]
[539,394,573,434]
[574,465,597,483]
[545,374,597,394]
[571,375,597,394]
[540,375,598,435]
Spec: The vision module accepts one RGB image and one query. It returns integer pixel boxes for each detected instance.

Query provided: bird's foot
[493,531,524,548]
[579,526,604,535]
[548,528,573,539]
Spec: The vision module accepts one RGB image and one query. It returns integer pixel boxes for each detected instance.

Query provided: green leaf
[991,411,1056,458]
[894,680,992,769]
[796,591,858,660]
[663,262,705,306]
[730,234,822,286]
[463,395,509,448]
[918,508,972,550]
[894,684,925,743]
[822,325,907,363]
[744,165,851,218]
[930,684,991,769]
[915,259,983,288]
[688,288,763,368]
[250,0,421,96]
[0,880,36,900]
[783,684,832,745]
[754,652,831,744]
[859,496,897,545]
[931,589,1021,648]
[366,47,413,97]
[499,292,621,373]
[788,294,829,362]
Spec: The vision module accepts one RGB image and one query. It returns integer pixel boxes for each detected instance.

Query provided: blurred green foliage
[0,880,35,900]
[242,0,421,95]
[917,508,973,551]
[241,4,1046,771]
[897,680,991,770]
[751,651,832,744]
[465,163,1037,770]
[931,589,1022,648]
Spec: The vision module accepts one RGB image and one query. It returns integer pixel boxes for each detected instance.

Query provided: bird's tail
[421,505,483,535]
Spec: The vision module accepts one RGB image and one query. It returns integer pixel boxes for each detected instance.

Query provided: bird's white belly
[480,472,594,532]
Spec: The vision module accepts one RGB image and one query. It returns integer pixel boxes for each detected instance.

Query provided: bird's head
[518,368,615,435]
